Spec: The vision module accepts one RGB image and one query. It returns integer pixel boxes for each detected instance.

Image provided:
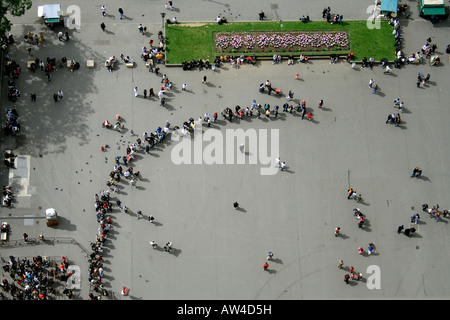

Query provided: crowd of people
[1,255,76,300]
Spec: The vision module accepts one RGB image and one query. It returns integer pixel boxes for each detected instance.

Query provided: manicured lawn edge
[165,20,396,65]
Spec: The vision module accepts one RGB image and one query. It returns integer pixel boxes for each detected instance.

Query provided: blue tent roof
[380,0,398,12]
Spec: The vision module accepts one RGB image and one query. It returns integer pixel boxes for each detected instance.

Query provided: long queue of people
[87,189,112,300]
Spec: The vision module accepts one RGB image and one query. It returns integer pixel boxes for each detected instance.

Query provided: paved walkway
[1,0,450,300]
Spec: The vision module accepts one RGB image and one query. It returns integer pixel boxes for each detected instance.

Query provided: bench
[86,60,95,68]
[126,62,135,68]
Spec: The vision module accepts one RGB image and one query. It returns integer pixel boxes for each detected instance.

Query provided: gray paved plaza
[0,0,450,300]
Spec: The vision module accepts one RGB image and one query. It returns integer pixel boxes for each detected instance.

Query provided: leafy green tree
[0,0,32,34]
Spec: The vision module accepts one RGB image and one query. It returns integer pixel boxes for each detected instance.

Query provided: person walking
[267,252,274,260]
[259,10,265,20]
[57,90,64,100]
[202,75,207,83]
[134,87,138,97]
[318,99,323,109]
[275,157,280,167]
[337,259,344,269]
[233,201,239,210]
[164,242,172,252]
[100,22,106,32]
[280,161,286,171]
[411,167,422,178]
[373,83,379,94]
[182,83,187,91]
[137,210,143,220]
[369,79,374,88]
[101,5,106,18]
[335,227,340,237]
[344,274,350,284]
[138,24,145,35]
[118,7,124,20]
[150,240,158,249]
[53,93,58,102]
[143,89,147,99]
[148,215,154,223]
[263,262,269,271]
[30,93,36,102]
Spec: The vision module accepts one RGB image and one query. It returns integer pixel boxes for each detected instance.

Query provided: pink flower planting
[214,31,349,51]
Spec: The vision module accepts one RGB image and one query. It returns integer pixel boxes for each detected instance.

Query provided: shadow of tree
[3,24,105,157]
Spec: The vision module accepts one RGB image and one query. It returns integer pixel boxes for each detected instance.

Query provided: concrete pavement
[1,0,450,300]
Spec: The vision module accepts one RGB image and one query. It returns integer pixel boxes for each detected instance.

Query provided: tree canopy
[0,0,32,34]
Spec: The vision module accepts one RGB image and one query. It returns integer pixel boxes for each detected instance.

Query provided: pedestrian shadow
[400,107,411,114]
[355,199,370,206]
[148,221,163,227]
[269,258,283,264]
[320,107,332,112]
[122,16,134,21]
[104,30,115,35]
[337,233,350,240]
[281,167,295,174]
[104,13,115,19]
[407,232,423,238]
[235,207,247,213]
[266,269,277,274]
[417,175,431,182]
[167,247,181,257]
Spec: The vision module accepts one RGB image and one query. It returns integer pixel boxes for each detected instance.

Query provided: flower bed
[214,31,350,54]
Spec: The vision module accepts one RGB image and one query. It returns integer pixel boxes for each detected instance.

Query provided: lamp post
[161,12,166,29]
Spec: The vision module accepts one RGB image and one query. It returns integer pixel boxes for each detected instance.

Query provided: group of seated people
[4,108,20,136]
[298,54,309,63]
[1,185,14,207]
[7,80,20,103]
[300,15,310,22]
[105,56,116,72]
[120,53,133,64]
[182,58,213,70]
[215,15,227,24]
[5,60,21,79]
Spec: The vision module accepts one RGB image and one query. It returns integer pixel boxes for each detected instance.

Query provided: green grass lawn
[165,20,396,64]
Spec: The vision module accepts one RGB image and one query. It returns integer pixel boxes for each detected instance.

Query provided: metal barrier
[0,237,90,258]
